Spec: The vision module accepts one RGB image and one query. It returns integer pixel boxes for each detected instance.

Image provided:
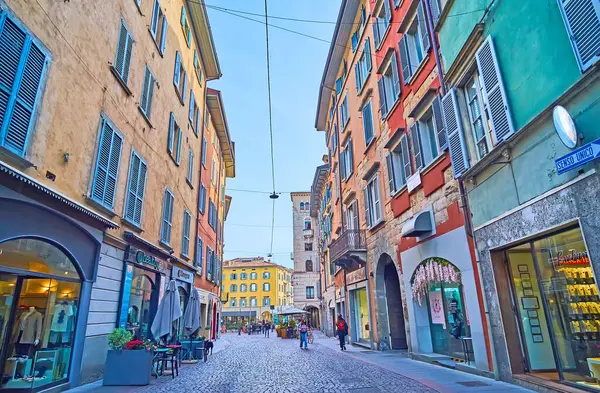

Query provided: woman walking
[336,315,348,351]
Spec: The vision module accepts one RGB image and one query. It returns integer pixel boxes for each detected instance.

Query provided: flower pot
[281,328,287,339]
[276,328,281,337]
[103,349,152,386]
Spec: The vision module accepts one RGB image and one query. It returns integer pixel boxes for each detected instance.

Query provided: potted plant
[103,329,155,386]
[288,320,297,339]
[280,322,288,339]
[276,324,281,337]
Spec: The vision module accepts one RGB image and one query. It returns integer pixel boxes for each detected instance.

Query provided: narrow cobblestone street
[67,332,535,393]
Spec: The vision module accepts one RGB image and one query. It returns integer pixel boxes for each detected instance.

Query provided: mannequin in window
[12,307,43,356]
[50,301,75,345]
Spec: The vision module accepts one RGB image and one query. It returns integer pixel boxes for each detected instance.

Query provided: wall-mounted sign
[407,172,422,193]
[553,106,577,149]
[172,266,194,284]
[347,267,366,285]
[554,138,600,175]
[124,246,166,272]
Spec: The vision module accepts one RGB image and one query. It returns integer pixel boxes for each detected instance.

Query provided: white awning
[401,210,433,238]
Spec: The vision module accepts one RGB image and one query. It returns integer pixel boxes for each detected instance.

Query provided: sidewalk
[65,338,230,393]
[314,334,533,393]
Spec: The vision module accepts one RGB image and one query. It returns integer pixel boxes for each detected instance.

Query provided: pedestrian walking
[299,320,309,350]
[264,321,270,337]
[336,315,348,351]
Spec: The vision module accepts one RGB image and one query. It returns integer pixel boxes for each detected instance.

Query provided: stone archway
[375,253,407,350]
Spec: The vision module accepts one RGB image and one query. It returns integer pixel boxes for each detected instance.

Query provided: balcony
[303,228,314,238]
[329,229,367,266]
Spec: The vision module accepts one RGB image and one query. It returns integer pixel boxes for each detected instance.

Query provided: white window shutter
[431,95,447,150]
[410,123,423,170]
[417,1,431,53]
[557,0,600,71]
[442,88,470,178]
[475,36,515,142]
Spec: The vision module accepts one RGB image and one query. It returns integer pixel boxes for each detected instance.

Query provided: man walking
[264,321,270,337]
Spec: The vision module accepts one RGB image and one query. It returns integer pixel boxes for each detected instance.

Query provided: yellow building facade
[222,258,292,324]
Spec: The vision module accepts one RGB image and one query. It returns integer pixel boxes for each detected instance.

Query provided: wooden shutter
[362,102,373,143]
[475,36,514,142]
[410,123,423,170]
[365,38,372,72]
[140,67,151,114]
[391,51,401,98]
[378,78,388,119]
[181,71,187,101]
[400,134,413,178]
[92,119,122,208]
[189,91,195,122]
[175,127,182,164]
[115,21,128,79]
[167,113,175,154]
[362,188,371,228]
[431,95,447,150]
[146,73,155,118]
[126,152,146,225]
[417,1,431,54]
[557,0,600,71]
[159,17,168,54]
[151,0,160,36]
[347,138,354,176]
[355,63,361,93]
[442,88,470,178]
[398,36,412,83]
[174,51,181,87]
[430,0,441,23]
[0,18,47,156]
[386,154,396,194]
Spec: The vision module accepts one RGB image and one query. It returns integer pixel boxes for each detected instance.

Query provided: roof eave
[206,89,236,177]
[187,0,222,80]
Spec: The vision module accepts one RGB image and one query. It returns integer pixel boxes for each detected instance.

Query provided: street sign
[554,138,600,175]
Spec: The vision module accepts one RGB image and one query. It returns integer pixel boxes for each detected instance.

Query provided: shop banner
[172,266,194,284]
[118,264,134,328]
[429,291,446,328]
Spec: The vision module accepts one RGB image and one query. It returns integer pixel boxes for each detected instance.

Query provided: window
[240,297,247,307]
[398,3,430,84]
[263,283,270,291]
[250,272,257,280]
[464,73,491,159]
[304,218,312,230]
[91,116,123,210]
[306,286,315,300]
[195,236,203,270]
[201,137,207,167]
[0,13,48,157]
[386,134,412,194]
[230,298,236,307]
[340,137,354,181]
[250,297,257,307]
[211,158,216,184]
[355,38,372,92]
[250,283,257,292]
[193,50,203,85]
[208,200,217,229]
[240,273,247,280]
[378,52,401,118]
[331,124,338,154]
[263,272,270,279]
[113,19,133,85]
[185,148,194,185]
[124,151,147,226]
[181,209,191,257]
[300,202,305,211]
[364,174,383,228]
[557,0,600,71]
[304,243,313,251]
[173,51,187,103]
[305,260,313,272]
[230,273,237,280]
[180,6,192,47]
[373,0,391,49]
[339,95,349,128]
[362,100,375,144]
[160,188,174,245]
[412,111,439,170]
[199,183,207,214]
[139,66,156,121]
[189,91,200,135]
[167,113,182,164]
[150,0,167,55]
[263,297,270,306]
[306,202,310,211]
[346,200,359,230]
[230,284,237,292]
[205,247,213,281]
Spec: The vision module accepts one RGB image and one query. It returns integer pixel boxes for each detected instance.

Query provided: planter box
[103,349,152,386]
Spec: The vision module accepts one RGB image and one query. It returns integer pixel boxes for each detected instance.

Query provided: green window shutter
[475,36,515,142]
[0,15,48,157]
[557,0,600,71]
[92,118,123,209]
[442,88,470,178]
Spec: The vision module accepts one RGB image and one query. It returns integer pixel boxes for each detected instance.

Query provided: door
[384,263,407,349]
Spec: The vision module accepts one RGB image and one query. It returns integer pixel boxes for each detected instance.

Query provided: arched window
[304,218,312,230]
[300,202,305,210]
[240,284,247,292]
[250,272,257,280]
[250,283,257,292]
[230,273,237,280]
[305,202,310,211]
[240,273,247,280]
[263,271,270,279]
[306,260,313,272]
[263,283,270,291]
[230,284,237,292]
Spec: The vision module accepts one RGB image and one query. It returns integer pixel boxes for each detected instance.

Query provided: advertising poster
[429,290,446,328]
[118,264,134,328]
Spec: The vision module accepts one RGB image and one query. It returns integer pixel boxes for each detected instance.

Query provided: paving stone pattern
[135,333,436,393]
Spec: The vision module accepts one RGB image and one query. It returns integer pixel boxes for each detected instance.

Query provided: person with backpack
[299,320,309,350]
[336,315,348,351]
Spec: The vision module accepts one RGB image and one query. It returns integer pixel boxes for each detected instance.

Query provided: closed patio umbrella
[183,288,201,336]
[151,280,182,340]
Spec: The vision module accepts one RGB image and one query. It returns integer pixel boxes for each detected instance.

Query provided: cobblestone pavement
[132,332,437,393]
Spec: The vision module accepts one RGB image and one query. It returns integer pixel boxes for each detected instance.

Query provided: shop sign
[118,264,134,329]
[125,246,164,272]
[347,267,366,285]
[554,138,600,175]
[172,266,194,284]
[197,289,209,304]
[429,290,446,328]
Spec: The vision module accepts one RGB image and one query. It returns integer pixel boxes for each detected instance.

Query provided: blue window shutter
[151,0,160,37]
[92,118,123,209]
[159,17,168,54]
[417,1,431,54]
[201,137,207,165]
[187,148,194,181]
[431,95,447,150]
[354,63,361,93]
[146,73,155,119]
[557,0,600,71]
[187,28,192,47]
[410,123,423,170]
[180,6,187,27]
[431,0,441,23]
[398,36,412,84]
[400,134,413,178]
[386,154,396,194]
[335,77,342,95]
[384,0,392,22]
[442,88,470,178]
[362,102,373,144]
[189,91,195,122]
[114,22,127,78]
[181,71,187,102]
[365,38,372,72]
[194,105,201,135]
[0,16,48,157]
[167,112,175,154]
[373,19,381,49]
[390,51,401,98]
[140,66,150,114]
[175,126,182,164]
[174,51,181,87]
[351,32,358,52]
[377,77,388,119]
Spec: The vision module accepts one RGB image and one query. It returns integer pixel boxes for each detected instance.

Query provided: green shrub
[107,328,133,350]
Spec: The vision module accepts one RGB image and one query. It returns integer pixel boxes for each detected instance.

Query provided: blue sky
[207,1,341,269]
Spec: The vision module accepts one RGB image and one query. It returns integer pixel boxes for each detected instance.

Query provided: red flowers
[124,340,146,350]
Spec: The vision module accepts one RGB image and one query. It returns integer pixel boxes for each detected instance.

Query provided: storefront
[0,191,109,391]
[118,245,169,340]
[347,267,372,346]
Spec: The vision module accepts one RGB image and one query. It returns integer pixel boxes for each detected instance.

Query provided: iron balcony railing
[329,229,366,263]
